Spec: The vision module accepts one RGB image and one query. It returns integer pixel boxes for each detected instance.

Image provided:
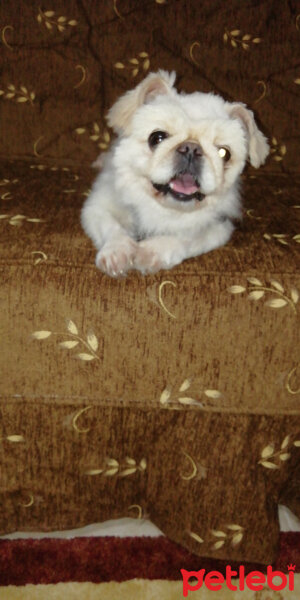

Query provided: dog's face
[107,71,269,213]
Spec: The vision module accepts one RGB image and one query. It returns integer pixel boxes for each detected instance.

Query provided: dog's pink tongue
[170,173,199,195]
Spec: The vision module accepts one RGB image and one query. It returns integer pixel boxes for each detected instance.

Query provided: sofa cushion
[0,159,299,563]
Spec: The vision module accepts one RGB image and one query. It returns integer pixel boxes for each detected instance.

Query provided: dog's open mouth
[153,173,205,202]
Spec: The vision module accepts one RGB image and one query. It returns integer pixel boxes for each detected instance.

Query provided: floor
[1,504,299,540]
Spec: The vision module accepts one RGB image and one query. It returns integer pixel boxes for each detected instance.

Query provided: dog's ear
[227,103,269,168]
[107,70,176,134]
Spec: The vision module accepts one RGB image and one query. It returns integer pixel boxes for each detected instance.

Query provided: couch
[0,0,299,564]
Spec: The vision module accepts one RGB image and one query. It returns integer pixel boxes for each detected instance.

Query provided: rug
[0,533,299,598]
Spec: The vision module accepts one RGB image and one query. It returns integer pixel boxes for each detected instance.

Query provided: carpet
[0,533,299,598]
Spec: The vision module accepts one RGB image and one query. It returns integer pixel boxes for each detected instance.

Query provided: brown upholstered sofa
[0,0,299,564]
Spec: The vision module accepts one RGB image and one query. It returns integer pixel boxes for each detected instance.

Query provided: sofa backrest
[0,0,298,172]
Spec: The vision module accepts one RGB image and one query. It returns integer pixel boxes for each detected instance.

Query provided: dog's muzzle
[152,141,205,202]
[153,176,205,202]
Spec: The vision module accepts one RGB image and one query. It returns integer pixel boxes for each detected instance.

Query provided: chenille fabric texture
[0,0,299,565]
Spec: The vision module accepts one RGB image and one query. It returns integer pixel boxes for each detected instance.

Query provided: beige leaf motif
[270,280,285,293]
[6,435,25,443]
[265,298,288,309]
[139,458,147,471]
[114,52,150,77]
[0,84,35,105]
[229,285,246,294]
[33,321,100,361]
[291,288,299,304]
[227,524,243,531]
[125,457,136,466]
[232,532,244,546]
[75,123,111,151]
[279,453,291,461]
[76,353,95,361]
[37,9,78,32]
[59,340,79,349]
[85,456,146,478]
[26,218,44,223]
[213,540,225,550]
[160,388,171,405]
[119,467,137,477]
[189,531,204,544]
[260,461,279,469]
[249,290,264,300]
[103,467,119,477]
[281,435,290,450]
[211,530,226,538]
[261,444,275,459]
[224,29,261,50]
[271,139,287,162]
[32,331,52,339]
[178,396,197,405]
[87,333,98,352]
[204,389,221,399]
[85,469,103,475]
[106,458,119,467]
[179,378,192,392]
[67,319,78,335]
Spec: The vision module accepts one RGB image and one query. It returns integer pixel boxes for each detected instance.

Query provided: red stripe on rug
[0,533,298,586]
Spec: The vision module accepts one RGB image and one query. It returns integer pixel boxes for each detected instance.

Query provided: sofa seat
[0,158,299,563]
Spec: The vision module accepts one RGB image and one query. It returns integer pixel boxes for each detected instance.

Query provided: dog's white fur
[81,71,269,276]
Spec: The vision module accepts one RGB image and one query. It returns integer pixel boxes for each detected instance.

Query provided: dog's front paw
[134,246,165,274]
[96,237,138,277]
[134,237,185,274]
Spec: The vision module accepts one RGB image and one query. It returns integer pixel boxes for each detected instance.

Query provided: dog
[81,70,269,277]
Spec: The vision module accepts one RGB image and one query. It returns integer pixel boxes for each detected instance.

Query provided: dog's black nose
[176,142,202,158]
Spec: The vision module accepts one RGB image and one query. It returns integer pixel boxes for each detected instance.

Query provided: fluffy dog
[81,71,269,277]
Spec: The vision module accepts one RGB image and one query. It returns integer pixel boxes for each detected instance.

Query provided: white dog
[81,71,269,277]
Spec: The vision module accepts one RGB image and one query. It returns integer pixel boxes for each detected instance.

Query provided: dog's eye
[148,131,169,149]
[218,147,231,162]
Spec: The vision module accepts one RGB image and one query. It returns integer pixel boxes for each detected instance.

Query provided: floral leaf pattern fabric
[0,0,299,565]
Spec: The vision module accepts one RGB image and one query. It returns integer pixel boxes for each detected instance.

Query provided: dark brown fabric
[0,0,299,565]
[0,0,299,171]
